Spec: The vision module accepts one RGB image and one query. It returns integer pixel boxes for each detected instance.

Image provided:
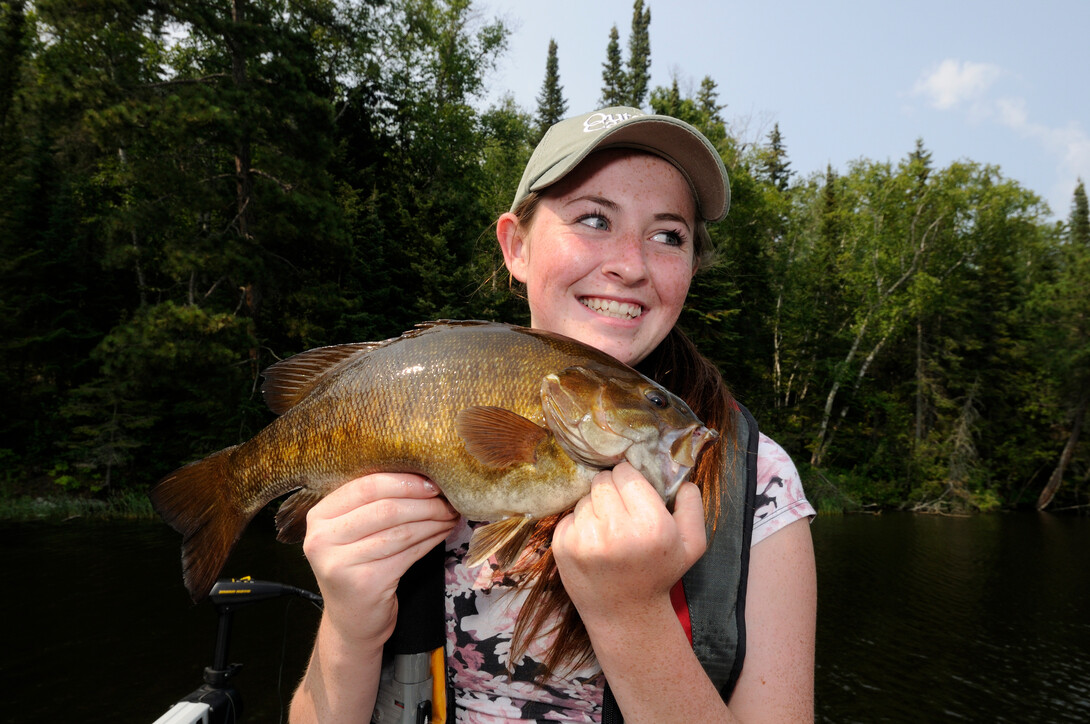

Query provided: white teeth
[581,298,642,319]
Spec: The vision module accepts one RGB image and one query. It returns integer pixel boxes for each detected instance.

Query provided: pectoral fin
[466,516,536,569]
[455,406,549,468]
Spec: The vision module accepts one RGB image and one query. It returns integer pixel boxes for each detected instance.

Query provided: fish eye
[645,389,668,408]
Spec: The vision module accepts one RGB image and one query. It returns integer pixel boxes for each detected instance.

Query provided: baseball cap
[511,106,730,222]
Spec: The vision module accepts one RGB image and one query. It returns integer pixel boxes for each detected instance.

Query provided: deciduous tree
[1036,180,1090,509]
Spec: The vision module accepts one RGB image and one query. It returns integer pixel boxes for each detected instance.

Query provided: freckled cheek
[532,246,597,291]
[654,266,694,312]
[525,256,589,322]
[554,242,598,273]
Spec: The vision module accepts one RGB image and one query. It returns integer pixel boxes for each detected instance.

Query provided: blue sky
[479,0,1090,221]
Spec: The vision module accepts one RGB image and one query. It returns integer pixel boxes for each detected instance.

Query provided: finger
[609,462,660,507]
[307,511,456,573]
[551,509,579,561]
[360,519,456,572]
[671,481,708,563]
[605,463,671,531]
[570,469,609,520]
[314,473,443,519]
[320,494,457,547]
[588,468,625,519]
[555,510,574,540]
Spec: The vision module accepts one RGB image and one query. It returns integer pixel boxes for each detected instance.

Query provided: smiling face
[497,149,698,366]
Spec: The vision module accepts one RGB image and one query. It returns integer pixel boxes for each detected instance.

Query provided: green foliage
[0,1,29,135]
[625,0,651,108]
[2,0,1086,516]
[596,1,650,110]
[760,123,792,192]
[599,25,625,107]
[0,487,156,520]
[534,38,567,141]
[1025,180,1090,508]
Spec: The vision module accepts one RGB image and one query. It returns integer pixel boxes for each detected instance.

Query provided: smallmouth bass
[150,321,719,601]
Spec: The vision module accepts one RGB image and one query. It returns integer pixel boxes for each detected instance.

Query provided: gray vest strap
[682,402,758,697]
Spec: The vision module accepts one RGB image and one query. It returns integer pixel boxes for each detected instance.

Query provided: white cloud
[913,59,1002,110]
[998,99,1089,171]
[995,97,1028,129]
[911,60,1088,215]
[995,101,1090,211]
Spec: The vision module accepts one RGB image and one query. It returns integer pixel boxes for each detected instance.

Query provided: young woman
[289,107,816,723]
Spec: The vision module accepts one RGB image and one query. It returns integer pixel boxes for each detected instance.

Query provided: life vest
[601,402,759,722]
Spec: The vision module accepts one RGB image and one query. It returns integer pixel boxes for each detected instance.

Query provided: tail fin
[149,446,255,602]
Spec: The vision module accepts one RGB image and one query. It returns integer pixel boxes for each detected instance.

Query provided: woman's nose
[600,232,648,285]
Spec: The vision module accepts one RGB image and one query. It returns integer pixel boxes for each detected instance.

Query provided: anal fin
[466,516,536,569]
[275,488,323,543]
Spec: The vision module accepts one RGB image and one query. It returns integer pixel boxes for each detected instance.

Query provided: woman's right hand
[302,473,459,647]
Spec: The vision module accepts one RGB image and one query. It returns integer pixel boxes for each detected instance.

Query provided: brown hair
[501,188,737,680]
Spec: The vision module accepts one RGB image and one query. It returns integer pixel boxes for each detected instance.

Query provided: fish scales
[150,321,718,601]
[237,325,579,510]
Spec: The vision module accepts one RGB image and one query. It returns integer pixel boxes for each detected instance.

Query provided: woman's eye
[652,230,684,247]
[577,214,609,231]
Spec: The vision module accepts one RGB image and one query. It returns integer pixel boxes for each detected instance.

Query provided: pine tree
[535,39,567,141]
[0,0,28,137]
[17,0,364,486]
[599,25,626,107]
[1071,178,1089,248]
[764,123,792,192]
[693,75,727,148]
[697,76,724,120]
[908,138,933,188]
[650,78,682,117]
[625,0,651,108]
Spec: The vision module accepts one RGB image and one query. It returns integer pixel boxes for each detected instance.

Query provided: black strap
[389,542,446,654]
[602,682,623,724]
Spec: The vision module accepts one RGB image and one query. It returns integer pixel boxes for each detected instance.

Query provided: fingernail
[422,480,438,494]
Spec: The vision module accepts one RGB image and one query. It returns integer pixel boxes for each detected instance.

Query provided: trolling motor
[153,578,323,724]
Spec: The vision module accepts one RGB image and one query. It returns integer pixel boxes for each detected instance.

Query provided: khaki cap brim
[512,107,730,222]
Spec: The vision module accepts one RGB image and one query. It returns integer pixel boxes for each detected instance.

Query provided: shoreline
[0,490,158,522]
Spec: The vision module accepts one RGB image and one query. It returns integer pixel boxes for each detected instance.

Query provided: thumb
[672,482,708,566]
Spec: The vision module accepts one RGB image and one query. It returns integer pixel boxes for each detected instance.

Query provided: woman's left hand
[551,462,707,625]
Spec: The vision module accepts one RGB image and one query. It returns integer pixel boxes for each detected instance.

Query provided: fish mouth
[580,297,643,320]
[660,425,719,502]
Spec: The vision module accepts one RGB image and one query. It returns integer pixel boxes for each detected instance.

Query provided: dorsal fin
[455,406,549,468]
[261,342,378,415]
[412,319,494,332]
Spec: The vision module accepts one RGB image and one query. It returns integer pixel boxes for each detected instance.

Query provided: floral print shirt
[440,433,813,722]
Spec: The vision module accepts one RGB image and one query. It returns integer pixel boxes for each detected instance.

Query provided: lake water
[813,511,1090,723]
[2,510,1088,723]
